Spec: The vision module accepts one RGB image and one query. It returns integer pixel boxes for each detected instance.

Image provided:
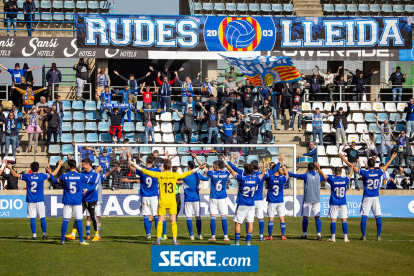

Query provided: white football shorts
[208,198,228,216]
[141,196,158,216]
[301,202,321,217]
[84,204,102,217]
[360,196,381,217]
[254,200,264,218]
[27,202,45,219]
[328,205,348,219]
[233,205,255,224]
[185,201,200,217]
[63,205,83,220]
[267,203,286,218]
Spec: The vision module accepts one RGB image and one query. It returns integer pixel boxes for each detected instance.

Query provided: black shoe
[356,187,360,191]
[275,128,280,130]
[317,236,323,241]
[359,236,366,241]
[31,237,37,240]
[300,235,307,239]
[42,235,49,240]
[16,149,20,153]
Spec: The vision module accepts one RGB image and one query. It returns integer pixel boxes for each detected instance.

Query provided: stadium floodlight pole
[74,143,297,217]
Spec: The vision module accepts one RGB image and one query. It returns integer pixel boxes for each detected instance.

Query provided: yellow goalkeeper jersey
[142,169,192,207]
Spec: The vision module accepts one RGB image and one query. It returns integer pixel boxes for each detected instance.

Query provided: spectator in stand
[98,86,116,120]
[172,96,200,114]
[139,82,157,107]
[175,71,200,103]
[331,101,350,150]
[246,116,264,144]
[222,92,238,115]
[351,70,378,102]
[225,108,239,125]
[342,142,360,190]
[0,62,38,86]
[305,72,324,101]
[259,99,273,134]
[217,112,242,143]
[95,149,112,174]
[248,107,263,123]
[362,129,378,159]
[403,167,414,189]
[116,84,137,123]
[73,58,91,101]
[392,130,414,168]
[0,111,28,157]
[193,76,214,103]
[23,0,35,36]
[113,70,151,106]
[73,142,95,162]
[394,167,409,189]
[9,106,21,153]
[334,75,351,102]
[299,141,317,162]
[46,105,60,152]
[52,95,64,140]
[36,97,48,141]
[106,107,129,143]
[26,107,43,153]
[218,76,239,94]
[156,71,177,112]
[0,160,19,189]
[45,63,62,101]
[200,105,220,144]
[202,94,219,115]
[149,65,184,81]
[0,107,4,154]
[389,66,406,103]
[316,65,342,101]
[403,99,414,138]
[375,113,395,159]
[238,79,254,93]
[280,83,293,121]
[288,88,305,131]
[299,108,333,145]
[263,87,280,131]
[12,85,47,119]
[137,103,163,144]
[23,63,35,87]
[236,86,258,114]
[174,108,202,144]
[345,69,360,85]
[95,68,111,102]
[5,0,17,36]
[217,66,244,81]
[224,131,242,164]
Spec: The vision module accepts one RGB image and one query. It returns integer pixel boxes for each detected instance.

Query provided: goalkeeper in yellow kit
[131,158,205,245]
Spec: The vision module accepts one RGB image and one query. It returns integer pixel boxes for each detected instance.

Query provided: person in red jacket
[156,72,177,112]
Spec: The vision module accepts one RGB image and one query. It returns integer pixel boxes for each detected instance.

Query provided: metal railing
[52,81,92,101]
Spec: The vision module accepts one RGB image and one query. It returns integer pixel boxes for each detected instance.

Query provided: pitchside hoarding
[1,194,413,218]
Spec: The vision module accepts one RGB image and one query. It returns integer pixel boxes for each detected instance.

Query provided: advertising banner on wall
[77,15,412,52]
[1,194,414,218]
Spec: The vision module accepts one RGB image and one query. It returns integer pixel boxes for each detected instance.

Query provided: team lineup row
[13,148,397,245]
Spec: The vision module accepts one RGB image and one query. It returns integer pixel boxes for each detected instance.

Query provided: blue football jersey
[207,170,230,199]
[359,169,383,197]
[266,175,287,204]
[236,174,262,206]
[135,167,161,197]
[183,173,209,202]
[21,173,49,203]
[327,175,350,206]
[98,155,111,173]
[58,171,88,206]
[81,170,100,202]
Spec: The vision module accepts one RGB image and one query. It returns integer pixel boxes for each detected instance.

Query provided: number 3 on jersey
[164,182,174,193]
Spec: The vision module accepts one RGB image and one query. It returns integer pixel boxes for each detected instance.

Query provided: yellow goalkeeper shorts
[157,204,177,216]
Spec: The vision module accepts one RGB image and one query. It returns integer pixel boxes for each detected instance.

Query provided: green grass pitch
[0,217,412,275]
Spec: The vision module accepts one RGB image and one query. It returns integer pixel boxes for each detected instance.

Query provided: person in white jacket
[362,129,378,159]
[316,65,342,102]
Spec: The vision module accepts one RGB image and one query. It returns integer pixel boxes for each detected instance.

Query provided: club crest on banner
[218,17,262,51]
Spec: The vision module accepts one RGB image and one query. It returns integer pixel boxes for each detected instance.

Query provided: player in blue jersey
[229,154,284,241]
[340,152,397,241]
[289,162,324,240]
[65,159,100,242]
[223,156,268,246]
[123,155,161,241]
[178,157,209,240]
[7,162,51,240]
[316,163,353,243]
[47,160,91,245]
[263,161,289,241]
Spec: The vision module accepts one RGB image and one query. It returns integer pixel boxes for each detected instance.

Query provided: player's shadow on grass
[105,236,153,244]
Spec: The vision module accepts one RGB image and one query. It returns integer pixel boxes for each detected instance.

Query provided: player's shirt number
[164,183,174,193]
[215,180,222,191]
[146,177,152,188]
[69,182,76,194]
[30,181,37,193]
[271,185,279,196]
[242,186,256,197]
[366,179,379,190]
[334,187,345,198]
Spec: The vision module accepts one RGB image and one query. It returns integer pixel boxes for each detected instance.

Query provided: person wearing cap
[45,63,62,101]
[389,66,406,102]
[331,101,350,150]
[217,66,244,81]
[95,67,111,102]
[137,103,163,144]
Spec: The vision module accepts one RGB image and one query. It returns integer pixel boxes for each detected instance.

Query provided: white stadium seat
[360,134,369,144]
[163,133,175,143]
[171,156,180,166]
[397,103,406,112]
[356,124,368,134]
[317,145,326,156]
[306,124,313,133]
[330,158,343,167]
[359,157,368,167]
[346,124,356,134]
[160,112,172,121]
[165,146,177,155]
[153,133,162,143]
[360,103,372,111]
[312,102,324,111]
[349,102,360,111]
[154,124,161,132]
[324,102,334,111]
[319,157,330,166]
[152,147,164,155]
[384,103,397,112]
[326,145,339,156]
[347,114,352,122]
[336,102,348,111]
[161,122,172,133]
[372,102,384,112]
[302,102,312,111]
[323,169,333,189]
[322,124,331,133]
[352,113,364,123]
[347,134,359,143]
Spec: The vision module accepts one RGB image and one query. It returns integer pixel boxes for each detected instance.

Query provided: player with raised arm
[228,154,284,241]
[179,155,209,240]
[65,159,100,242]
[315,163,354,242]
[7,162,51,240]
[131,159,205,245]
[223,156,268,246]
[263,161,289,241]
[47,160,91,245]
[123,155,161,241]
[340,152,397,241]
[289,162,324,241]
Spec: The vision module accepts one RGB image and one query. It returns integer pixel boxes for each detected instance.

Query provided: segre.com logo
[151,246,258,272]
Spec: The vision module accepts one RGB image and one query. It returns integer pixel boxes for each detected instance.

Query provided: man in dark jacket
[46,63,62,101]
[281,83,293,121]
[331,101,350,150]
[46,105,60,151]
[106,107,128,143]
[288,88,306,131]
[73,58,91,101]
[389,66,406,102]
[246,117,264,144]
[404,98,414,138]
[52,94,64,141]
[23,0,36,36]
[350,70,378,102]
[334,75,351,101]
[392,130,414,167]
[137,103,162,144]
[5,0,18,36]
[305,73,324,101]
[174,107,202,144]
[0,161,19,189]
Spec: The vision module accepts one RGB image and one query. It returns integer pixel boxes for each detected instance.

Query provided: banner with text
[77,15,412,51]
[1,194,414,218]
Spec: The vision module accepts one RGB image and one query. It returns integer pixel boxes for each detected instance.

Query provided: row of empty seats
[318,155,411,168]
[302,102,405,112]
[323,3,414,14]
[304,112,406,123]
[317,144,410,157]
[15,0,110,11]
[194,2,295,14]
[305,122,405,134]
